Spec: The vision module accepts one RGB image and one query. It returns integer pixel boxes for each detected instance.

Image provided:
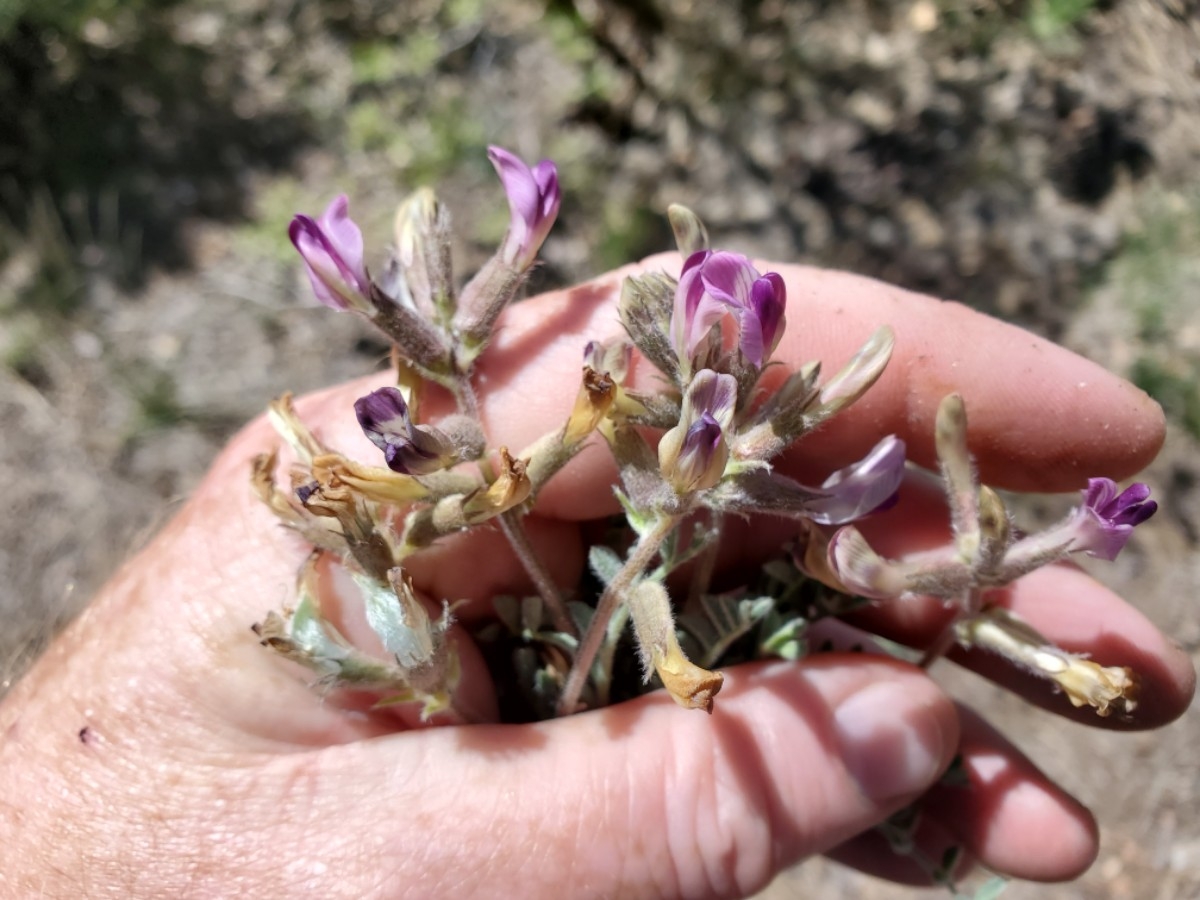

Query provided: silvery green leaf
[256,603,411,691]
[568,600,595,635]
[762,558,800,585]
[759,612,807,660]
[289,592,353,668]
[698,594,777,667]
[521,594,545,634]
[589,545,624,586]
[492,595,521,635]
[934,845,961,884]
[971,877,1008,900]
[614,488,655,538]
[356,572,435,669]
[536,630,579,655]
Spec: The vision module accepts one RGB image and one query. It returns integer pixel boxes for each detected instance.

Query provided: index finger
[466,254,1163,519]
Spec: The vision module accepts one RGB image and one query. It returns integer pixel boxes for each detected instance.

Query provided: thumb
[289,657,957,899]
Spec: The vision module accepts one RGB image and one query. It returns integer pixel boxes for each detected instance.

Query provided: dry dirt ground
[2,1,1199,897]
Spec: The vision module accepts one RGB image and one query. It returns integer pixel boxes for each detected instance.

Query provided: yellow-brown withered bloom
[462,447,532,524]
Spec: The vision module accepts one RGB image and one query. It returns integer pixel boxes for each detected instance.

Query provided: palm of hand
[0,260,1191,899]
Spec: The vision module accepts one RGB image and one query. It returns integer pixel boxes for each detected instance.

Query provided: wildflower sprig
[809,393,1154,716]
[255,145,1155,731]
[556,216,906,715]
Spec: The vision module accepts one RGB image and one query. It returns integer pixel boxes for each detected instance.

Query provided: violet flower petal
[672,413,727,492]
[488,145,561,268]
[806,435,907,525]
[669,250,788,370]
[355,387,413,454]
[354,387,452,475]
[698,251,757,307]
[687,368,738,430]
[751,273,786,359]
[288,194,369,310]
[672,251,723,360]
[318,195,366,277]
[1069,477,1158,560]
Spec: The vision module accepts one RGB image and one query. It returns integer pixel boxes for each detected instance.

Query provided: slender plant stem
[919,622,959,669]
[919,592,974,668]
[497,509,576,637]
[593,605,630,707]
[687,510,722,608]
[557,514,679,716]
[453,371,574,635]
[454,374,482,420]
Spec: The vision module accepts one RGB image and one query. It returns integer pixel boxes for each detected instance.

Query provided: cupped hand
[0,256,1191,898]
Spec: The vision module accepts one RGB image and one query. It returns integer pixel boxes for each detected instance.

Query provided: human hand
[0,257,1192,898]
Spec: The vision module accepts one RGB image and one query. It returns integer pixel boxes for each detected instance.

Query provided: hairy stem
[687,511,722,608]
[593,605,631,707]
[454,374,482,420]
[558,514,679,715]
[453,371,573,636]
[919,590,976,668]
[497,509,576,637]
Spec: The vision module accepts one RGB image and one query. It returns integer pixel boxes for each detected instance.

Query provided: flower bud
[935,393,980,559]
[658,370,737,495]
[289,195,372,312]
[811,326,894,419]
[488,145,561,270]
[667,203,709,257]
[393,187,455,319]
[619,272,679,382]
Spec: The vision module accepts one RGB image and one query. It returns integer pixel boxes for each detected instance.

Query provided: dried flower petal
[461,447,532,524]
[626,580,723,713]
[956,607,1139,717]
[564,367,617,446]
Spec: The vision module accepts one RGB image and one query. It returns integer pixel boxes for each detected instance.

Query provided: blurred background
[1,0,1197,896]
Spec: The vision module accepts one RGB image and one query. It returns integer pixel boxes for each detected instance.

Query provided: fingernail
[833,681,947,803]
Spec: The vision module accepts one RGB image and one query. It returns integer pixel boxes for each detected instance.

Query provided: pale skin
[0,256,1192,898]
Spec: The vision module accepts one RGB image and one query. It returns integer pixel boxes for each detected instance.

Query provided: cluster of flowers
[254,146,1153,722]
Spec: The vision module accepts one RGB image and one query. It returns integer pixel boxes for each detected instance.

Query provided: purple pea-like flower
[806,435,907,526]
[670,250,787,370]
[670,413,726,492]
[488,145,561,270]
[354,387,456,476]
[659,369,738,494]
[289,195,371,311]
[1067,477,1158,560]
